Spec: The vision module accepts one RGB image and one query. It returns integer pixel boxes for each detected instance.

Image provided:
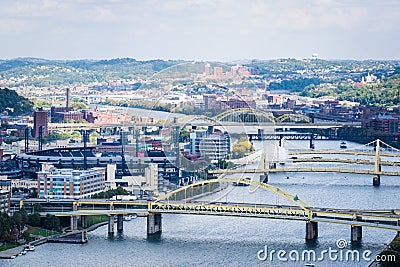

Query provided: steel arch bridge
[148,178,400,233]
[156,177,310,210]
[213,108,312,124]
[276,113,311,123]
[213,108,275,123]
[177,115,219,125]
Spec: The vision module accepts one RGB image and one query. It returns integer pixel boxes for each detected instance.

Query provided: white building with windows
[37,167,106,199]
[189,130,231,160]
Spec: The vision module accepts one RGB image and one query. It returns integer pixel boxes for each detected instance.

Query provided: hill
[0,88,33,115]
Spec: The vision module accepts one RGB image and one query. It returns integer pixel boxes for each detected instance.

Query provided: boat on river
[340,141,347,149]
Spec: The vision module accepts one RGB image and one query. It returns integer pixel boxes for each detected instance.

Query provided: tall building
[203,94,219,111]
[204,63,211,76]
[213,66,223,76]
[105,163,159,195]
[33,107,48,138]
[189,130,230,160]
[37,167,106,199]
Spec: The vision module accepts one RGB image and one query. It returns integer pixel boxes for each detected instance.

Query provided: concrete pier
[351,225,362,242]
[306,221,318,240]
[108,215,115,235]
[373,174,381,187]
[257,129,264,140]
[117,214,124,232]
[309,134,315,149]
[147,213,162,236]
[70,216,78,231]
[81,215,87,228]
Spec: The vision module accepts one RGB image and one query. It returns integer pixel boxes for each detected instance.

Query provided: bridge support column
[117,214,124,233]
[108,215,115,235]
[305,221,318,240]
[81,215,87,228]
[279,135,284,147]
[257,129,264,140]
[70,216,78,231]
[373,139,381,186]
[351,225,362,242]
[147,213,162,236]
[373,174,380,187]
[81,230,88,243]
[309,134,315,149]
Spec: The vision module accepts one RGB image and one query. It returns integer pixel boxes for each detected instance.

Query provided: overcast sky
[1,0,399,61]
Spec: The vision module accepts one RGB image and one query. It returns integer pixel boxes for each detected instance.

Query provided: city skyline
[1,0,400,61]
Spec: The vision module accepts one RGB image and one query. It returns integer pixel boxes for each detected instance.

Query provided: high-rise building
[33,107,48,138]
[204,63,211,76]
[213,66,223,76]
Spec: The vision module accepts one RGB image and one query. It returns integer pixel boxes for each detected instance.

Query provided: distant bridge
[210,139,400,186]
[47,108,359,132]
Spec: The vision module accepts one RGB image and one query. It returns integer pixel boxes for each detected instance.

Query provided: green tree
[0,212,11,244]
[22,231,30,242]
[0,88,34,115]
[28,212,41,227]
[43,214,61,231]
[71,101,88,110]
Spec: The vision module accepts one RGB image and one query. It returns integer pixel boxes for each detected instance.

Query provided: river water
[3,139,400,267]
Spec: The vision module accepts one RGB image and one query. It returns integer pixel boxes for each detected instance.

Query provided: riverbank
[0,220,111,259]
[368,232,400,267]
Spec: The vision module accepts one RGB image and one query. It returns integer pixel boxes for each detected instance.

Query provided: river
[3,139,399,267]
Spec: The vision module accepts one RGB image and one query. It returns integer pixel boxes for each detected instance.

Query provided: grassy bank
[0,243,19,252]
[378,236,400,267]
[27,227,59,237]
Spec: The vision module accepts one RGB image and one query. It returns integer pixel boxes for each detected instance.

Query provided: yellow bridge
[34,178,400,242]
[209,139,400,186]
[208,167,400,176]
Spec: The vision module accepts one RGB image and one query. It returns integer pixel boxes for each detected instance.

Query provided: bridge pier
[279,135,285,147]
[373,139,381,186]
[257,129,264,140]
[147,213,162,236]
[305,221,318,240]
[70,216,78,231]
[108,215,115,235]
[117,214,124,233]
[81,230,88,243]
[81,215,87,228]
[351,225,362,242]
[309,134,315,149]
[373,174,381,187]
